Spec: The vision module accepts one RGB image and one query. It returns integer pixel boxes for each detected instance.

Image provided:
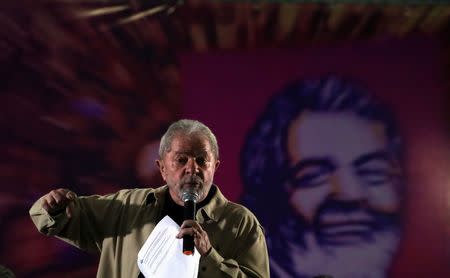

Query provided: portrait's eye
[356,160,393,186]
[291,165,334,188]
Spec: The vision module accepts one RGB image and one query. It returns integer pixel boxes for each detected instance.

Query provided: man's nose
[184,158,199,175]
[331,168,367,202]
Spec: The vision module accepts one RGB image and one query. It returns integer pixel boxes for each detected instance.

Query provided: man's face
[157,133,220,205]
[285,111,401,246]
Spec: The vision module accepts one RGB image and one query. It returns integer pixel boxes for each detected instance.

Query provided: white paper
[137,215,200,278]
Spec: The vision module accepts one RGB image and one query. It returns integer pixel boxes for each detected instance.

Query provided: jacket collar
[144,185,168,206]
[144,184,228,223]
[198,185,228,222]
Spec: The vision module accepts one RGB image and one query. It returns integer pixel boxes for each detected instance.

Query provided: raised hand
[42,188,77,218]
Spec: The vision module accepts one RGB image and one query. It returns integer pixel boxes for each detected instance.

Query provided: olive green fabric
[29,185,269,278]
[0,265,15,278]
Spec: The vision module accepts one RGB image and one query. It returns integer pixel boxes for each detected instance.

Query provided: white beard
[270,228,400,278]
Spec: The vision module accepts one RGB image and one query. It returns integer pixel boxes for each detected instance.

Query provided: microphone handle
[183,199,196,255]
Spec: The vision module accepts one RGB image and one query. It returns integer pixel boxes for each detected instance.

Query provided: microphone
[181,188,199,255]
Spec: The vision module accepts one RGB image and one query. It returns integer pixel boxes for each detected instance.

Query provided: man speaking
[30,119,269,278]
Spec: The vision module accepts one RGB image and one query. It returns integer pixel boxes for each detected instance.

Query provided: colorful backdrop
[1,1,450,277]
[180,37,450,277]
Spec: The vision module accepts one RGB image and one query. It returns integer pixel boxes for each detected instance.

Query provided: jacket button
[201,266,207,272]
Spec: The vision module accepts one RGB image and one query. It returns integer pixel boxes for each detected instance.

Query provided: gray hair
[159,119,219,160]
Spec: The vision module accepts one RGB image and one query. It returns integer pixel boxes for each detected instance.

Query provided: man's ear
[214,160,220,171]
[156,159,166,181]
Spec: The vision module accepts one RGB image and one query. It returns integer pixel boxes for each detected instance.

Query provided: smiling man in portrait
[241,76,403,278]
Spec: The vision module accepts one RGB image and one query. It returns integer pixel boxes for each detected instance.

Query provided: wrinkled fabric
[30,185,269,278]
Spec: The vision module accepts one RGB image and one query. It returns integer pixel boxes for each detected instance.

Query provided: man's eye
[196,157,206,166]
[177,157,188,164]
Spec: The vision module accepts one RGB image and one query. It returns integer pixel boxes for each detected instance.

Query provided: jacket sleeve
[29,190,128,253]
[200,215,270,278]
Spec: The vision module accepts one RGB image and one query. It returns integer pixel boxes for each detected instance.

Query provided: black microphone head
[181,187,199,203]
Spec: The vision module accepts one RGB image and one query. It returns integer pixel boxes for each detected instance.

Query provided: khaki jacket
[29,185,269,278]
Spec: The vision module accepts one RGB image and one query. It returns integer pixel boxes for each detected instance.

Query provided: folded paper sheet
[137,216,200,278]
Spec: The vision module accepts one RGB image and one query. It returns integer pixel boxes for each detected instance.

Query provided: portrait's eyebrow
[353,150,391,167]
[289,157,335,174]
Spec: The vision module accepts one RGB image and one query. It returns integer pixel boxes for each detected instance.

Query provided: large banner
[181,37,450,277]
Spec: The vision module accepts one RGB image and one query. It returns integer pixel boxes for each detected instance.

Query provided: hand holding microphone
[181,188,197,255]
[176,188,212,256]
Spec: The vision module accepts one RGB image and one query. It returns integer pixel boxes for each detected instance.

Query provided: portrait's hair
[240,75,402,233]
[159,119,219,160]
